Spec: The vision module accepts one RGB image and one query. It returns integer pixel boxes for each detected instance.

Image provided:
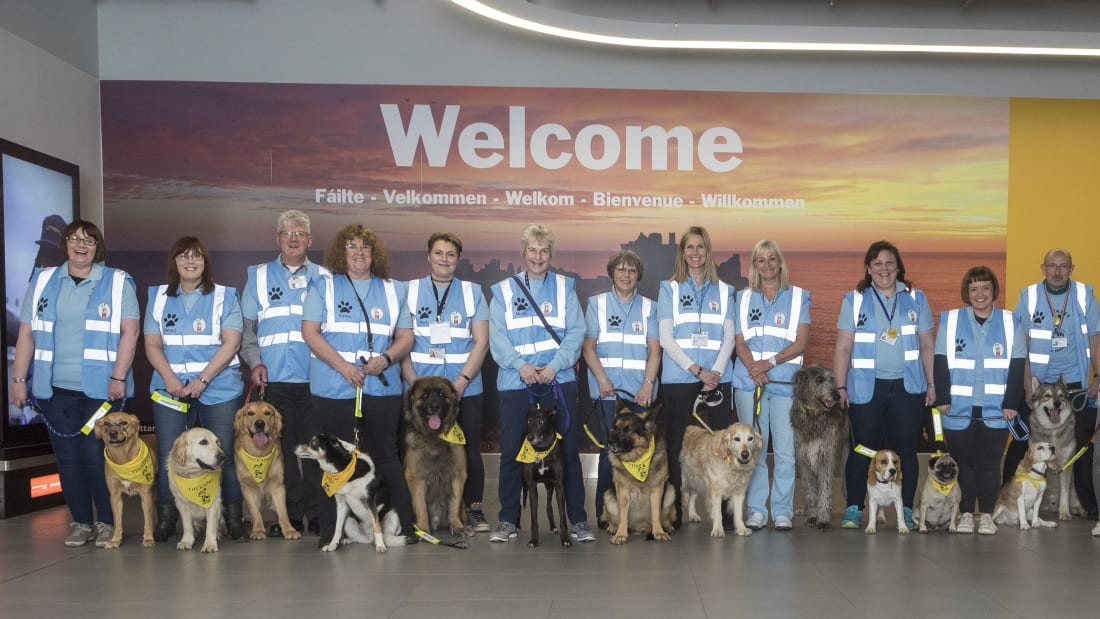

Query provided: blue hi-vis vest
[1021,281,1094,383]
[308,274,403,398]
[845,287,928,405]
[248,259,329,383]
[149,284,243,405]
[406,276,484,397]
[942,307,1014,430]
[660,279,732,385]
[587,291,657,400]
[732,286,807,396]
[29,266,135,400]
[492,273,576,392]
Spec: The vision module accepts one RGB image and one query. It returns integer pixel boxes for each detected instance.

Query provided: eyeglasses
[1043,263,1072,271]
[66,235,98,247]
[614,265,639,275]
[175,253,205,262]
[279,231,310,239]
[345,244,371,252]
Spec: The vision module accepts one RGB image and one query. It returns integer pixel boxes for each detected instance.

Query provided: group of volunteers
[9,210,1100,548]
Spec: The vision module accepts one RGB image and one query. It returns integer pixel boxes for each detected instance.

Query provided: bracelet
[459,373,472,383]
[110,376,126,383]
[598,377,611,386]
[644,377,656,385]
[198,376,209,385]
[12,377,27,383]
[381,352,393,366]
[693,366,702,378]
[837,386,847,391]
[769,356,778,367]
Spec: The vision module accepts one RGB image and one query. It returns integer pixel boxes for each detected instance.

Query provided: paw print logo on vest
[1032,311,1045,325]
[513,297,529,313]
[679,294,695,308]
[337,301,353,315]
[417,306,432,320]
[748,308,762,322]
[608,315,622,328]
[857,313,868,328]
[163,313,178,328]
[36,297,49,316]
[955,338,966,353]
[268,287,283,301]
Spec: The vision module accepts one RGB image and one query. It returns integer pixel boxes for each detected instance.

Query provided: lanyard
[346,274,376,352]
[870,286,898,326]
[1043,283,1071,329]
[695,280,711,331]
[612,290,637,323]
[430,278,454,322]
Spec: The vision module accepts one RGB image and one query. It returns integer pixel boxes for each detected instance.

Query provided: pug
[914,454,962,533]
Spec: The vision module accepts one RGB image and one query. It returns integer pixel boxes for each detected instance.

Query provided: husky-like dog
[1029,376,1080,519]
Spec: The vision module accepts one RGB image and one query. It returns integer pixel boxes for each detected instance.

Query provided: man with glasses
[240,210,328,537]
[1007,248,1100,525]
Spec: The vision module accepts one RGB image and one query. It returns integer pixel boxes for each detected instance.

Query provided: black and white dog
[295,434,405,553]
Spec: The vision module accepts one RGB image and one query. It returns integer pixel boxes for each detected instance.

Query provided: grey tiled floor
[1,467,1098,619]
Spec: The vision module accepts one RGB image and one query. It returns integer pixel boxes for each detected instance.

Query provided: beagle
[865,449,908,535]
[993,441,1058,531]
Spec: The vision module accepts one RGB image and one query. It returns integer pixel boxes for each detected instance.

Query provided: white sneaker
[956,513,974,534]
[745,512,767,530]
[1092,522,1100,537]
[977,513,997,535]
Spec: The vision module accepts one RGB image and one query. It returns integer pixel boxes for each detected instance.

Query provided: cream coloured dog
[993,441,1058,530]
[680,422,762,537]
[865,449,908,535]
[168,428,226,553]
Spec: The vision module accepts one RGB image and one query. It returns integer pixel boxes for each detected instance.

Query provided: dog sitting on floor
[403,376,468,537]
[168,428,226,553]
[993,441,1058,531]
[95,412,157,548]
[233,401,300,541]
[914,453,961,533]
[865,449,908,535]
[602,399,675,545]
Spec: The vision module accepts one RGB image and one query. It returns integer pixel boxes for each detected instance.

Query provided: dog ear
[92,416,107,440]
[753,427,763,447]
[171,435,190,469]
[1030,376,1040,397]
[271,406,284,436]
[403,382,417,419]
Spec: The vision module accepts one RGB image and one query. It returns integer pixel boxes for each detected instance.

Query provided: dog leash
[41,397,128,439]
[1067,388,1097,412]
[527,380,570,433]
[583,388,637,449]
[691,388,724,434]
[1060,415,1100,472]
[413,525,467,549]
[245,382,265,403]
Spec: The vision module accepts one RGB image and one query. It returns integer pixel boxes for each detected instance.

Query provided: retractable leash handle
[359,355,389,387]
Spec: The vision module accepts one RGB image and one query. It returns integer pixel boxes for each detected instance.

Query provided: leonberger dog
[790,364,849,530]
[94,412,157,548]
[403,376,468,536]
[602,399,675,545]
[233,401,301,541]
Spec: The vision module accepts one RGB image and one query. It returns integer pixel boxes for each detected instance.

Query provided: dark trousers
[944,413,1008,514]
[458,394,486,507]
[262,382,316,522]
[662,381,732,515]
[496,382,587,526]
[845,379,924,508]
[39,389,114,525]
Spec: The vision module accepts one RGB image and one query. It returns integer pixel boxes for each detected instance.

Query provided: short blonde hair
[520,224,554,258]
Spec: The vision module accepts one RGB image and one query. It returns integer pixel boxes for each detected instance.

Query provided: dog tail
[383,533,407,547]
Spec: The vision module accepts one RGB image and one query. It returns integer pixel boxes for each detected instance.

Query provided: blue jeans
[153,397,243,506]
[497,382,587,527]
[844,378,923,508]
[735,388,795,520]
[39,388,114,525]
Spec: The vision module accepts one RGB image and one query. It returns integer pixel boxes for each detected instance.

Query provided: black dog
[519,403,571,548]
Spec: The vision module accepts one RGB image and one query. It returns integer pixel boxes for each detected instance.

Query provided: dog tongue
[252,432,269,449]
[1051,409,1062,424]
[429,415,442,430]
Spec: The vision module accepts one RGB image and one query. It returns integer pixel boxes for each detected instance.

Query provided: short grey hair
[520,223,554,258]
[276,209,311,234]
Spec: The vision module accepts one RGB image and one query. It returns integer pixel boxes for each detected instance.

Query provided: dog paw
[320,543,338,552]
[250,530,267,541]
[142,538,155,548]
[283,528,302,540]
[735,528,752,537]
[919,526,928,534]
[688,515,702,524]
[374,543,388,554]
[1059,512,1073,521]
[865,526,877,535]
[527,539,538,548]
[817,521,832,531]
[710,528,726,538]
[102,539,122,549]
[177,540,193,551]
[1040,519,1057,528]
[1019,522,1032,531]
[898,526,909,535]
[561,539,572,548]
[653,531,672,542]
[200,543,219,553]
[611,534,628,545]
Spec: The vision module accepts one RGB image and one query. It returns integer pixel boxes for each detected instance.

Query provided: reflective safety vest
[248,259,329,383]
[845,287,928,404]
[732,286,807,396]
[1022,281,1093,383]
[149,284,242,405]
[406,276,484,396]
[30,265,135,400]
[943,308,1014,429]
[587,291,656,400]
[492,273,575,391]
[660,279,732,385]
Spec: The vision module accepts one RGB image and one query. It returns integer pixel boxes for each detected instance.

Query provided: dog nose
[888,467,896,476]
[215,451,226,462]
[255,419,266,430]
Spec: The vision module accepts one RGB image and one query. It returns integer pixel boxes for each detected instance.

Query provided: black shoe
[225,502,249,542]
[268,524,284,538]
[721,499,735,532]
[153,503,178,543]
[307,519,321,535]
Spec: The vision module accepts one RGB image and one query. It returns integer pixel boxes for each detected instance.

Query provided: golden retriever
[94,412,157,548]
[168,427,225,553]
[680,422,762,537]
[234,401,301,541]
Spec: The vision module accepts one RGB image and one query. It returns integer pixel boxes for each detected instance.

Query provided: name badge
[429,347,447,359]
[1052,336,1069,350]
[289,275,307,290]
[430,321,452,344]
[880,330,898,346]
[691,332,709,347]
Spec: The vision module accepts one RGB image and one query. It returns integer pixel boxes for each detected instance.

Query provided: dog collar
[172,470,220,508]
[104,440,155,485]
[321,450,359,497]
[1015,470,1045,491]
[621,438,656,482]
[237,446,276,484]
[930,477,956,496]
[439,422,467,445]
[516,434,561,464]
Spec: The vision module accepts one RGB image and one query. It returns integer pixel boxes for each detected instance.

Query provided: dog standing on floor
[519,402,571,548]
[993,441,1058,530]
[168,427,226,553]
[295,434,405,553]
[789,364,849,530]
[914,453,961,533]
[1028,377,1080,520]
[94,412,157,548]
[680,421,761,537]
[602,400,675,545]
[403,376,468,537]
[865,449,908,535]
[233,401,300,541]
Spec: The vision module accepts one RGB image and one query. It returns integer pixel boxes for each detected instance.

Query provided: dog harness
[515,434,561,464]
[620,438,656,482]
[172,470,220,508]
[929,477,957,497]
[237,447,276,483]
[439,422,467,445]
[104,440,155,485]
[321,450,359,496]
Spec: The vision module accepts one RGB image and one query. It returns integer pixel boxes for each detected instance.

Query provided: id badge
[289,275,307,290]
[429,347,446,359]
[879,330,898,346]
[691,332,709,347]
[1052,336,1069,350]
[430,321,452,344]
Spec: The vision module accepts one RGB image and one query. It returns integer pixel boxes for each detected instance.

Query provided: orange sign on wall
[29,474,62,498]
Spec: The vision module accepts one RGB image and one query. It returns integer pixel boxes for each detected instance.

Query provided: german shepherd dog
[520,402,571,548]
[403,376,468,536]
[602,399,675,545]
[790,364,849,529]
[1029,376,1080,519]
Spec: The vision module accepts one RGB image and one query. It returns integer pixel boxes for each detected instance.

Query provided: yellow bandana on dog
[515,434,561,464]
[321,450,359,497]
[621,439,656,482]
[440,422,466,445]
[1015,472,1043,491]
[104,440,155,485]
[172,470,220,508]
[930,477,956,497]
[237,447,276,484]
